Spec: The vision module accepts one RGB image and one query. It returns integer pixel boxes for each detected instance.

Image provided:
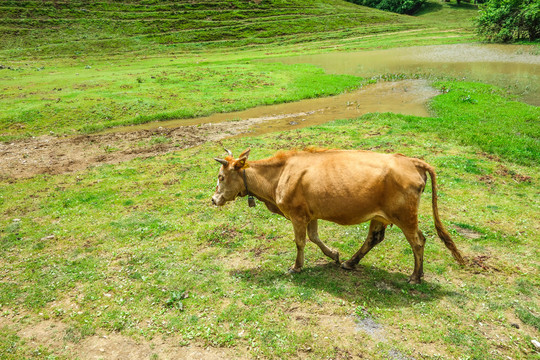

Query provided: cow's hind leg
[341,220,386,270]
[402,228,426,284]
[289,221,308,273]
[307,220,340,264]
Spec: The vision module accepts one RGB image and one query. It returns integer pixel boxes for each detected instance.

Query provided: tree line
[476,0,539,42]
[345,0,539,42]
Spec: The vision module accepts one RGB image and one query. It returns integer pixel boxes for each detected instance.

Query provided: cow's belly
[322,213,383,226]
[308,193,388,225]
[315,206,388,226]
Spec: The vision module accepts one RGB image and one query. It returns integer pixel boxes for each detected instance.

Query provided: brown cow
[212,148,464,283]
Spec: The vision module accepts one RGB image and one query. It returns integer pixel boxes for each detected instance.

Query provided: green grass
[416,0,480,29]
[0,0,482,62]
[1,1,538,358]
[0,83,538,359]
[417,81,539,166]
[0,0,481,62]
[0,0,410,59]
[0,60,364,139]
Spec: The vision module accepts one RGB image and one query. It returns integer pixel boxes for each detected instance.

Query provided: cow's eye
[218,175,224,182]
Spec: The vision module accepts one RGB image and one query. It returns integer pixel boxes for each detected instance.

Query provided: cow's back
[276,150,426,225]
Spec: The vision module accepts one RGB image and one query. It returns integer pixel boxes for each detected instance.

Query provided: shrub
[345,0,426,15]
[476,0,540,42]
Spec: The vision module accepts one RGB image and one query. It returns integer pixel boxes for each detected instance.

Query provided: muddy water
[107,79,438,136]
[269,44,540,106]
[109,44,538,136]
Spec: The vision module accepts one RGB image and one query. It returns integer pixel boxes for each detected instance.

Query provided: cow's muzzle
[211,194,223,206]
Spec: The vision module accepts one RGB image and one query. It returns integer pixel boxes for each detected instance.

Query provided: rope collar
[242,169,256,207]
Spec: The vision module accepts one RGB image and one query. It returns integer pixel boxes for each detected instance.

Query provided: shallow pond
[269,44,540,106]
[108,44,538,136]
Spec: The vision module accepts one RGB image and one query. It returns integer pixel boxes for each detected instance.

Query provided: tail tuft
[436,227,466,266]
[413,158,465,266]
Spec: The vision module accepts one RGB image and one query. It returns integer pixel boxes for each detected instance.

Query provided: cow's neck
[244,162,281,204]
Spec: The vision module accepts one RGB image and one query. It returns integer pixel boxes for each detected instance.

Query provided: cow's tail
[413,159,465,265]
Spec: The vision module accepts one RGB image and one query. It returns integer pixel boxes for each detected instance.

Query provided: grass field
[0,0,539,359]
[0,60,366,140]
[0,81,539,359]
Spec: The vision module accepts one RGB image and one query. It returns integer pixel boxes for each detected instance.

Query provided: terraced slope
[0,0,418,58]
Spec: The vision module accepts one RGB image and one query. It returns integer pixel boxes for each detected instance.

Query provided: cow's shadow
[235,261,456,309]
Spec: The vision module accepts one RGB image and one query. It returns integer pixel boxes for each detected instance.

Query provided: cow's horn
[214,158,228,166]
[224,148,233,157]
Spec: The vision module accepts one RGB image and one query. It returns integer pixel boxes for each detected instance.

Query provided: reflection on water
[268,44,540,106]
[106,80,438,136]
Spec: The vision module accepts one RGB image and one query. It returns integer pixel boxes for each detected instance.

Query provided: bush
[345,0,426,15]
[476,0,540,42]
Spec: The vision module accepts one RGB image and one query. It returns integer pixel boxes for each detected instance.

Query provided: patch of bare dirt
[478,174,495,185]
[510,173,532,183]
[353,311,386,342]
[0,315,249,360]
[18,319,68,349]
[453,225,483,239]
[467,254,501,273]
[74,333,246,360]
[0,120,256,180]
[495,165,532,183]
[286,306,368,359]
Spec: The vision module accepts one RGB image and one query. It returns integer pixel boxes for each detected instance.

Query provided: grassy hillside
[0,0,419,59]
[0,0,482,141]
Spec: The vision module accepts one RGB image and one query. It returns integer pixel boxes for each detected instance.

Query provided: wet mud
[0,80,437,179]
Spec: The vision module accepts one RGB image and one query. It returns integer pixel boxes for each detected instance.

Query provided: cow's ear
[234,158,249,170]
[238,148,250,159]
[233,148,250,170]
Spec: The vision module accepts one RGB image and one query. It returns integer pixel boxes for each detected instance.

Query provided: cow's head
[211,148,251,206]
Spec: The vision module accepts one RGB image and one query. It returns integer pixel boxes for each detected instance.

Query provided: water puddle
[268,44,540,106]
[106,79,438,136]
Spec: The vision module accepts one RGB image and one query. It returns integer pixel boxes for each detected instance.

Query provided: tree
[345,0,426,15]
[476,0,540,42]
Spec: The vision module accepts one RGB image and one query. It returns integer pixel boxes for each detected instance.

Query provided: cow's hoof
[407,276,422,285]
[288,267,302,274]
[333,252,340,264]
[341,261,355,270]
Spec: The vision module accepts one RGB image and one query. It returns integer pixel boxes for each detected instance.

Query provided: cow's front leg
[307,220,340,264]
[289,221,307,273]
